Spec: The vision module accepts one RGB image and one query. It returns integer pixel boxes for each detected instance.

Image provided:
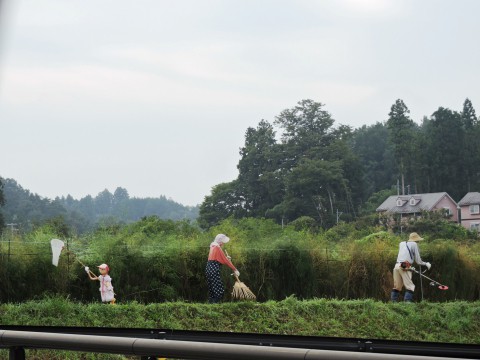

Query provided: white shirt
[396,241,426,265]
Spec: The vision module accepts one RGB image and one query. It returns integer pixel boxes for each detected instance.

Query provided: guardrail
[1,326,479,359]
[2,329,479,360]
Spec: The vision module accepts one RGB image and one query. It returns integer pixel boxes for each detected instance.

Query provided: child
[85,263,116,304]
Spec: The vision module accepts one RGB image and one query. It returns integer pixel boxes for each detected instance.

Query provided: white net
[51,238,64,266]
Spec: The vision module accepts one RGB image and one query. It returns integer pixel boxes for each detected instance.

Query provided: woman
[205,234,239,303]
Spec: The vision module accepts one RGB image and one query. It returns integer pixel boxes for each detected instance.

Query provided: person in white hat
[85,263,116,304]
[205,234,240,303]
[391,232,431,302]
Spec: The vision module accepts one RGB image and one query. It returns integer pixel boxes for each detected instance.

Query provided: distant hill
[0,178,199,234]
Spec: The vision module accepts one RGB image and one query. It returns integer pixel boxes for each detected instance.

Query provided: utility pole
[6,223,17,262]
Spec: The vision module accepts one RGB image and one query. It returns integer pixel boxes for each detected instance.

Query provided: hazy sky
[1,0,479,206]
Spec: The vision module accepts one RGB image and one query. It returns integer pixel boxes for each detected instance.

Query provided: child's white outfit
[99,275,115,302]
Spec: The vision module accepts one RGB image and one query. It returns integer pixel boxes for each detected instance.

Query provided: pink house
[458,192,480,231]
[376,192,459,223]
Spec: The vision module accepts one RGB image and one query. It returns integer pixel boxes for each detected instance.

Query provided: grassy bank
[2,297,479,359]
[2,297,480,341]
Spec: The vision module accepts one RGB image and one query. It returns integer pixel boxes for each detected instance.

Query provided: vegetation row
[1,216,479,304]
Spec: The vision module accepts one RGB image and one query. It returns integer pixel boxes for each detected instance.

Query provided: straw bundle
[232,274,256,301]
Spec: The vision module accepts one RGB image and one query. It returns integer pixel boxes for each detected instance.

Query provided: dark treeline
[1,98,479,233]
[199,98,480,229]
[0,178,199,234]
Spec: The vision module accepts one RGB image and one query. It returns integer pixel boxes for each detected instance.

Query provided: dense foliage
[0,178,199,234]
[199,98,480,229]
[0,216,478,304]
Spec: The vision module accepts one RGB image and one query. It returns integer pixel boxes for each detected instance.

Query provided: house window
[470,223,480,231]
[443,207,452,216]
[470,205,480,214]
[409,198,416,205]
[396,199,403,206]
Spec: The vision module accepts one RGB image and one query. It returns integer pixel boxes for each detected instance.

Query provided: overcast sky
[1,0,479,206]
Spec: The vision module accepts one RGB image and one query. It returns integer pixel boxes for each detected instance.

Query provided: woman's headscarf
[210,233,230,247]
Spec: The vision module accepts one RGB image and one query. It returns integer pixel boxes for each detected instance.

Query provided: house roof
[376,192,456,214]
[458,192,480,206]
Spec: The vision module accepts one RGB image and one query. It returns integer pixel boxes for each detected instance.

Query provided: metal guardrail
[0,326,479,359]
[1,329,479,360]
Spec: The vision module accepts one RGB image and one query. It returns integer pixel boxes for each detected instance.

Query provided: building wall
[460,204,480,230]
[433,196,459,223]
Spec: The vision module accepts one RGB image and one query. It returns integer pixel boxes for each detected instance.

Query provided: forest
[0,179,199,234]
[198,98,480,229]
[1,97,479,234]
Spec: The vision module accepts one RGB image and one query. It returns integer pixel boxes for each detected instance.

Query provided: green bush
[1,218,479,303]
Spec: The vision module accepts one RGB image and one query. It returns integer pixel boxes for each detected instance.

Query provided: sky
[0,0,479,207]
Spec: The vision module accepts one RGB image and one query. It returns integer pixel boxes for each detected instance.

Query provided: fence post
[9,347,25,360]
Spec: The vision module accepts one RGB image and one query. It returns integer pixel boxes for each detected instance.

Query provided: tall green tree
[237,120,284,217]
[461,98,480,191]
[273,99,361,223]
[386,99,416,194]
[94,189,114,216]
[423,107,465,199]
[351,123,396,196]
[274,99,336,169]
[462,98,477,129]
[113,187,130,204]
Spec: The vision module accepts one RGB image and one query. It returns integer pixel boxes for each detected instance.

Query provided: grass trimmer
[50,238,96,277]
[409,266,449,291]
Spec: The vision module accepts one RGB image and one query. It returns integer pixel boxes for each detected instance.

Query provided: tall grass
[1,216,479,303]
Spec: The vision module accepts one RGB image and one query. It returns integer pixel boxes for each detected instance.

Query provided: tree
[386,99,416,194]
[113,187,130,205]
[461,98,477,129]
[274,99,336,170]
[461,98,480,191]
[0,177,5,232]
[237,120,284,217]
[94,189,113,216]
[1,178,68,232]
[198,181,245,229]
[280,158,350,227]
[423,107,465,199]
[78,195,95,221]
[351,123,396,195]
[273,99,361,224]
